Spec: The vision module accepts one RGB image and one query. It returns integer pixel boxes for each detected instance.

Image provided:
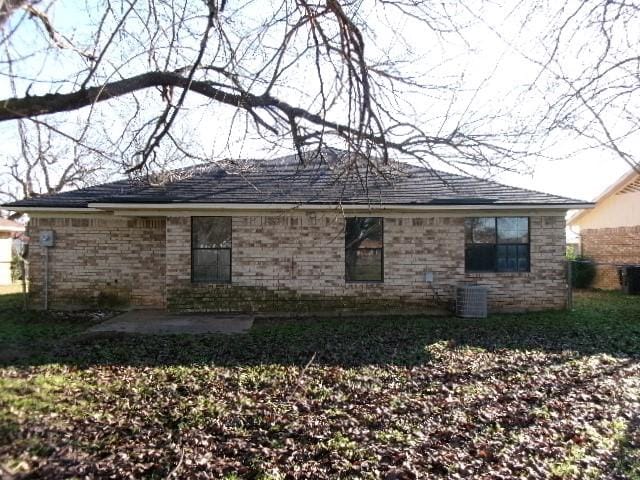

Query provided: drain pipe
[44,247,48,310]
[39,230,55,310]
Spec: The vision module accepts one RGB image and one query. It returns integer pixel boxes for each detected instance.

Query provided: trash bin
[618,266,640,294]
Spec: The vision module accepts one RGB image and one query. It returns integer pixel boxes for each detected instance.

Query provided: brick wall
[27,217,166,308]
[166,213,567,313]
[27,212,567,312]
[581,226,640,289]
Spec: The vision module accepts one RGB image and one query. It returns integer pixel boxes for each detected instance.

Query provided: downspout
[39,230,54,310]
[44,246,48,310]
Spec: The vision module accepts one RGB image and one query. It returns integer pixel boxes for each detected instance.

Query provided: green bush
[566,244,578,260]
[570,256,596,289]
[10,255,24,282]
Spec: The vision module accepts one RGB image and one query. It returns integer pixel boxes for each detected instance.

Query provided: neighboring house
[0,218,25,285]
[2,150,591,312]
[567,169,640,289]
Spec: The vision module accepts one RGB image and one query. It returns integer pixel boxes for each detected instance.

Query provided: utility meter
[39,230,55,247]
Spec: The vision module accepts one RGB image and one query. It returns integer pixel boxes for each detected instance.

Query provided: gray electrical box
[424,271,434,283]
[39,230,55,247]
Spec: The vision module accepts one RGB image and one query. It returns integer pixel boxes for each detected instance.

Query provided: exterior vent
[456,285,488,318]
[618,177,640,194]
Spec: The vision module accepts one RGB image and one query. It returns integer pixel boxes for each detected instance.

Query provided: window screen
[465,217,529,272]
[192,217,232,283]
[345,217,383,282]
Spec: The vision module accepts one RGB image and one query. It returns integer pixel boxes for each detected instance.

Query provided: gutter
[2,207,103,213]
[89,202,595,211]
[6,202,595,214]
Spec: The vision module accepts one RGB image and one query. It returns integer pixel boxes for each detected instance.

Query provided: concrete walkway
[88,310,254,335]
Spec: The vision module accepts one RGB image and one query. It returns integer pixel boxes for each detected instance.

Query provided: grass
[0,284,19,293]
[0,289,108,364]
[0,282,23,297]
[0,290,639,478]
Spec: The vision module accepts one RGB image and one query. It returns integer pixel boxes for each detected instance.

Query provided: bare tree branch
[0,0,28,28]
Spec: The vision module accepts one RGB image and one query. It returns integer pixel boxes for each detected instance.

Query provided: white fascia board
[89,202,594,212]
[0,225,25,232]
[6,207,102,213]
[567,204,600,225]
[8,202,594,216]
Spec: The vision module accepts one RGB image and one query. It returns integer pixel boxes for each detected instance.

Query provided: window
[465,217,529,272]
[345,217,383,282]
[191,217,232,283]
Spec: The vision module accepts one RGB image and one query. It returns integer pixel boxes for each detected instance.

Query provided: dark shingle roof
[2,150,589,209]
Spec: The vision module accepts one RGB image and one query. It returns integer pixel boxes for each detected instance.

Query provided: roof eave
[91,202,594,210]
[568,169,639,225]
[2,206,103,213]
[7,202,594,212]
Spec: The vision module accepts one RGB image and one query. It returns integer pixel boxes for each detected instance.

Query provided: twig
[166,446,185,479]
[288,352,317,399]
[24,4,96,61]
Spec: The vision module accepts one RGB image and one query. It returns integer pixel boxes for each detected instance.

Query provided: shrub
[10,255,24,282]
[570,256,596,289]
[566,244,578,260]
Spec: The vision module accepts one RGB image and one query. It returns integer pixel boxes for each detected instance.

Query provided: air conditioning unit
[456,285,488,318]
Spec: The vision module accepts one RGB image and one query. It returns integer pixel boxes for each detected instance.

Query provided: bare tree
[1,12,112,212]
[0,0,28,28]
[0,0,536,184]
[547,0,640,172]
[2,0,637,192]
[485,0,640,172]
[0,119,109,209]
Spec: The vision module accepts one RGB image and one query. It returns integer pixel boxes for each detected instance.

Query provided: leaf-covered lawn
[1,291,639,479]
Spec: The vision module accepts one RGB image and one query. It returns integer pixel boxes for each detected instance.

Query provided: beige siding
[573,189,640,230]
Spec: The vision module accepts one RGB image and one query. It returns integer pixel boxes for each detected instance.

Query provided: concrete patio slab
[88,310,254,335]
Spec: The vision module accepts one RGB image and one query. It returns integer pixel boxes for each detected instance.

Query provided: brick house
[3,151,591,312]
[567,169,640,289]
